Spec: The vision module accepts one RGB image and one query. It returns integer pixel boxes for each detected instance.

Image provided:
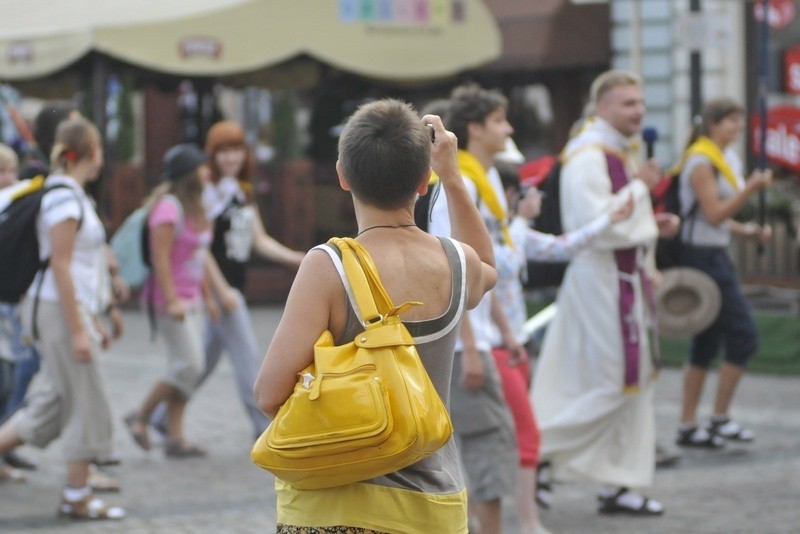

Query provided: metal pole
[631,0,642,75]
[757,0,770,254]
[91,55,108,134]
[89,53,109,213]
[690,0,702,117]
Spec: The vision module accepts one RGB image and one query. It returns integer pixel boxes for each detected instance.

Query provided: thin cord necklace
[357,223,416,236]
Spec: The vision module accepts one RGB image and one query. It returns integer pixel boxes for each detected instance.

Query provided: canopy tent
[0,0,501,82]
[0,0,247,79]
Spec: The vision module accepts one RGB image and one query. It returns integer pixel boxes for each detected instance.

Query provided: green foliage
[114,74,135,162]
[272,90,300,162]
[658,311,800,374]
[526,297,800,375]
[736,189,797,237]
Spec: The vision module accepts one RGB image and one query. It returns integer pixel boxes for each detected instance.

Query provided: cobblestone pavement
[1,306,798,533]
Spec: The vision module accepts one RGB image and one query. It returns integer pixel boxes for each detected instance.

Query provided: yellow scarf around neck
[457,150,513,247]
[684,136,742,192]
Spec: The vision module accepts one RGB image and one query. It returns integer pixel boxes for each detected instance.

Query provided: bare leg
[66,460,90,489]
[128,381,181,442]
[475,499,502,534]
[515,467,544,531]
[680,364,707,425]
[713,362,745,416]
[138,381,180,423]
[0,421,24,455]
[165,396,188,443]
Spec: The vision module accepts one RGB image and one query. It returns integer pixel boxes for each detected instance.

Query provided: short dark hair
[446,83,507,149]
[337,99,430,209]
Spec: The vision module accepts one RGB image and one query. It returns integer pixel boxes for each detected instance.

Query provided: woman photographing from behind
[254,100,497,533]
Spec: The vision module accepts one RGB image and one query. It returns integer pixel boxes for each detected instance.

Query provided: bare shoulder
[454,239,494,310]
[293,246,341,293]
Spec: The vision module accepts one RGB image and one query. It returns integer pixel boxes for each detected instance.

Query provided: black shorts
[682,246,758,368]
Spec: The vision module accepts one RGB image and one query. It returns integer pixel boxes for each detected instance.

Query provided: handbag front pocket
[267,364,394,458]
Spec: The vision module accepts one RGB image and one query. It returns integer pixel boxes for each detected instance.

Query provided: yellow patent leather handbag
[251,237,453,490]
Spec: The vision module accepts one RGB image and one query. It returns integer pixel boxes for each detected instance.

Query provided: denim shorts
[681,246,758,368]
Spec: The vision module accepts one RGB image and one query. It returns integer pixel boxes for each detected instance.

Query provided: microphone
[642,126,658,159]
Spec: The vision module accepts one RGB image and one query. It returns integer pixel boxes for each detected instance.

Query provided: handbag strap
[329,237,420,326]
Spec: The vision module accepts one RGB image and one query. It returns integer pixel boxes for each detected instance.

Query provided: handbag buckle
[363,314,384,327]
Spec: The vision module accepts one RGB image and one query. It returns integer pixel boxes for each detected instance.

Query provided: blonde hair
[143,173,208,232]
[590,70,642,106]
[50,117,100,170]
[0,143,17,168]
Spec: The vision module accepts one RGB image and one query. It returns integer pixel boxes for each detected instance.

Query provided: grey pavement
[1,306,799,533]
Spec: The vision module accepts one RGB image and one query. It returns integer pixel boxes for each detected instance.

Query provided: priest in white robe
[532,70,672,516]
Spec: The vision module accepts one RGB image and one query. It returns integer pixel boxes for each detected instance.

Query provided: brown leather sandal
[0,465,26,483]
[165,440,207,459]
[57,494,125,520]
[123,413,151,451]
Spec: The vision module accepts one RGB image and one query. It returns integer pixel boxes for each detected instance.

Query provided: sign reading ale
[752,106,800,172]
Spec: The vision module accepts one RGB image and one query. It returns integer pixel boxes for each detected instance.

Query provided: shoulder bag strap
[329,237,386,325]
[329,237,422,326]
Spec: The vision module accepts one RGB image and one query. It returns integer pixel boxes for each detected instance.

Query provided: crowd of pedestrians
[0,70,773,532]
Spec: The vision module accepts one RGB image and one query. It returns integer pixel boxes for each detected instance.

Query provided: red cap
[519,155,556,188]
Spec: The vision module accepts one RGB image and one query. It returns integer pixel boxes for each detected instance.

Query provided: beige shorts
[156,307,205,397]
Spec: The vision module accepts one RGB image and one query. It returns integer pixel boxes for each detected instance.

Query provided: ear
[335,160,351,192]
[417,168,431,196]
[467,121,482,141]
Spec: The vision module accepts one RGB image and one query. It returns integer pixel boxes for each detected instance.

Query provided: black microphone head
[642,126,658,145]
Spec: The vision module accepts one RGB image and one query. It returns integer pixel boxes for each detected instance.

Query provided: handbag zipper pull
[309,372,323,400]
[301,372,314,389]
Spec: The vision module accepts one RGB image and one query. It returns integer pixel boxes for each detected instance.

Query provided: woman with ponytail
[149,121,304,439]
[674,98,772,449]
[124,144,224,459]
[0,117,124,520]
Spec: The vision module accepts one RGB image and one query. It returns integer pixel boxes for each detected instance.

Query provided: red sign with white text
[785,45,800,93]
[752,106,800,171]
[754,0,796,29]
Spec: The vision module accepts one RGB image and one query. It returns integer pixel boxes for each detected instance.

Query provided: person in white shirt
[427,84,520,534]
[0,118,124,520]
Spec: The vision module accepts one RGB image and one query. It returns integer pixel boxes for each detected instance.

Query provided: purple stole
[605,153,660,392]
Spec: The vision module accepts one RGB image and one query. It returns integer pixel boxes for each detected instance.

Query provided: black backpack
[652,169,701,270]
[524,161,568,289]
[0,178,83,304]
